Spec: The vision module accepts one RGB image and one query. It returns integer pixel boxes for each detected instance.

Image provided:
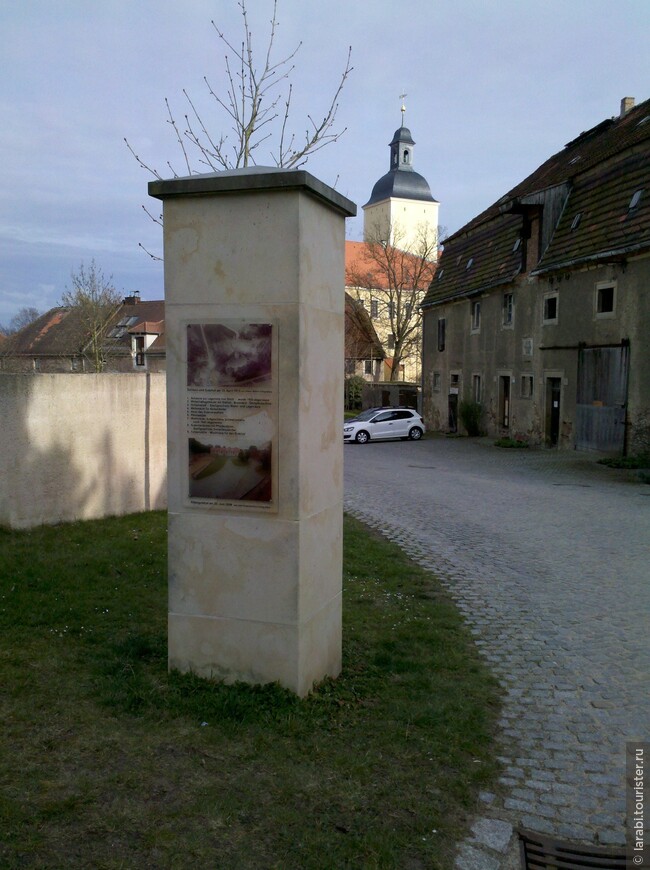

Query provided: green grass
[0,512,501,869]
[597,453,650,469]
[194,455,228,479]
[494,437,529,448]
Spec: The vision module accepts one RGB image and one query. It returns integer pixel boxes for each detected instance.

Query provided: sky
[1,0,649,327]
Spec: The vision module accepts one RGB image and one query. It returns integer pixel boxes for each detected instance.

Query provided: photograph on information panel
[186,322,276,508]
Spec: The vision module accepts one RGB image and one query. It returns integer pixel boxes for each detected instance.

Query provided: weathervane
[399,93,407,123]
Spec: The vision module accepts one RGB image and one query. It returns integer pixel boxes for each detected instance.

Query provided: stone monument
[149,167,356,696]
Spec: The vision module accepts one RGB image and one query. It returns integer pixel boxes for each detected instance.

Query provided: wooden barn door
[576,345,629,453]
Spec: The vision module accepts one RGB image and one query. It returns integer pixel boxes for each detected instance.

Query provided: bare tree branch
[128,1,352,177]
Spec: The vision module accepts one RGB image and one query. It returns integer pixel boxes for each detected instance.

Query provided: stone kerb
[150,167,356,697]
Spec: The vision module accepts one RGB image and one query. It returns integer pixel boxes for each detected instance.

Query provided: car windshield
[353,408,382,421]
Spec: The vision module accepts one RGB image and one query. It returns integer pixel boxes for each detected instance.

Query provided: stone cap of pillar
[149,166,356,218]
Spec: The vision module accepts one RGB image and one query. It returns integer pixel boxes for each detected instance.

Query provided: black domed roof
[364,123,436,207]
[364,169,435,207]
[390,126,415,146]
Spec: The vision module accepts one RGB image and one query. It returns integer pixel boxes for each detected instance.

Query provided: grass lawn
[0,512,501,869]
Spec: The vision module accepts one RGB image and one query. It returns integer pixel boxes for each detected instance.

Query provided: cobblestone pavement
[343,436,650,868]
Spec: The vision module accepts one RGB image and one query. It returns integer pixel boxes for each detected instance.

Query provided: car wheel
[355,430,370,444]
[408,426,423,441]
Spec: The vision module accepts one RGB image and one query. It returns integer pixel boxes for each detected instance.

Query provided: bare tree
[126,0,352,181]
[0,307,42,336]
[346,223,440,382]
[60,261,122,373]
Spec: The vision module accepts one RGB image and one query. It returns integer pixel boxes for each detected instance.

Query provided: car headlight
[343,426,353,432]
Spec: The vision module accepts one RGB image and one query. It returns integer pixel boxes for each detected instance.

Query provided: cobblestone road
[343,436,650,868]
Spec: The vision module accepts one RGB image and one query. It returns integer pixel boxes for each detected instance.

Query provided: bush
[344,375,365,411]
[459,399,484,437]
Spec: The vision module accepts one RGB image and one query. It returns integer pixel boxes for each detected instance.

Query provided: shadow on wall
[0,373,167,530]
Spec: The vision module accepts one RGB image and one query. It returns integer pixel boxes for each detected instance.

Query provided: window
[521,375,534,398]
[437,318,446,352]
[522,337,533,358]
[570,213,582,230]
[471,300,481,332]
[370,299,379,318]
[596,283,616,317]
[433,372,441,391]
[472,374,482,403]
[364,359,373,375]
[387,334,395,350]
[543,293,558,323]
[466,257,474,271]
[134,335,146,367]
[345,359,355,375]
[628,189,644,211]
[502,293,514,327]
[450,373,460,386]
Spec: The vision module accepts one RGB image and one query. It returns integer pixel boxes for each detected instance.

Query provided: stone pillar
[149,168,356,696]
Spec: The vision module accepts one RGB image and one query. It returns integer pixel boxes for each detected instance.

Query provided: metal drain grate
[518,828,626,869]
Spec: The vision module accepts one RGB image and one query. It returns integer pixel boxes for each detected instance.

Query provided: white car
[344,407,425,444]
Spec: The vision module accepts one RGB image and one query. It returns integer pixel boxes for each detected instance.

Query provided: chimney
[620,97,635,118]
[123,291,141,305]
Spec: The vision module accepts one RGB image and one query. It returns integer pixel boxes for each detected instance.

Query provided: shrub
[459,399,484,437]
[494,437,529,448]
[344,375,365,411]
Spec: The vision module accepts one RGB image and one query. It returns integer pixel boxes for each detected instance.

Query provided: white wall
[0,373,167,529]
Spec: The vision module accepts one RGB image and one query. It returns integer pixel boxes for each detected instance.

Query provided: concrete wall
[0,373,167,529]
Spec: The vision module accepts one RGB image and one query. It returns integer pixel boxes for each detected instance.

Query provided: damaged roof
[423,96,650,308]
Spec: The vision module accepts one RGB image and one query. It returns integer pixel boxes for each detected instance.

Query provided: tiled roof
[457,98,650,240]
[344,292,384,359]
[346,240,392,290]
[0,299,165,358]
[534,149,650,272]
[127,319,164,335]
[345,240,436,291]
[423,97,650,308]
[424,214,522,306]
[0,307,93,356]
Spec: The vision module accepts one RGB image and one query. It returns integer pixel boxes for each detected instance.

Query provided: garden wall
[0,373,167,529]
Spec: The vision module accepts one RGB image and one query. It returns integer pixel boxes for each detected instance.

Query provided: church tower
[363,104,439,254]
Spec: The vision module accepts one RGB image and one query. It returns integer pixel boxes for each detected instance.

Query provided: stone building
[421,96,650,454]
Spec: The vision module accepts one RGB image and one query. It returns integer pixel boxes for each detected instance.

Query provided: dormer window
[512,238,521,252]
[571,213,582,231]
[466,257,474,270]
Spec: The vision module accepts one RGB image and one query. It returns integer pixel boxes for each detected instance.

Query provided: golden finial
[399,93,407,123]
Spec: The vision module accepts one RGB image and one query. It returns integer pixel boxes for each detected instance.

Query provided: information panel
[185,321,277,510]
